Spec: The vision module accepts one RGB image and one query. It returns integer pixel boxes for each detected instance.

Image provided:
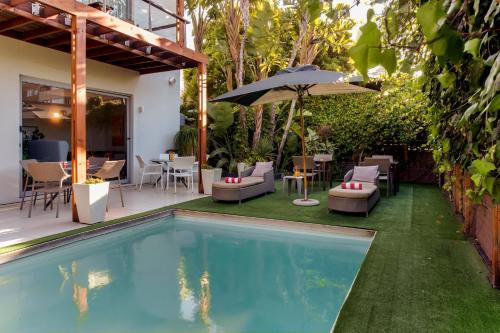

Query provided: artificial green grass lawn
[173,183,500,333]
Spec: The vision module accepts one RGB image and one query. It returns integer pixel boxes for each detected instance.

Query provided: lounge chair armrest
[241,166,255,177]
[263,169,275,183]
[344,169,354,182]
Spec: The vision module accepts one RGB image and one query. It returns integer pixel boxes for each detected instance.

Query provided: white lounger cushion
[213,177,264,189]
[329,182,378,199]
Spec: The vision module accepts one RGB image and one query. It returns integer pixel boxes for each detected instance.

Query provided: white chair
[167,156,195,193]
[93,160,126,207]
[136,155,163,191]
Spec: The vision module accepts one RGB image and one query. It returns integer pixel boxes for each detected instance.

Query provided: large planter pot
[73,182,110,224]
[201,168,222,195]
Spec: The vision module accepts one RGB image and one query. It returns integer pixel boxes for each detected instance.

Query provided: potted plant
[72,177,109,224]
[201,164,222,195]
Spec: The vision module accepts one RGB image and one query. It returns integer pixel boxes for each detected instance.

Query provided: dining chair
[361,157,392,197]
[27,162,71,218]
[136,155,163,191]
[292,156,318,191]
[93,160,126,208]
[88,156,109,174]
[167,156,195,193]
[19,159,38,210]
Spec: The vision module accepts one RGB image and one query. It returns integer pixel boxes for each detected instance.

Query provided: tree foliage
[351,0,499,202]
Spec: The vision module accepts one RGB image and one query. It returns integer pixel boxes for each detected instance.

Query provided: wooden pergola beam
[197,63,207,193]
[70,14,86,222]
[21,25,59,40]
[138,65,176,75]
[0,16,31,32]
[35,0,208,64]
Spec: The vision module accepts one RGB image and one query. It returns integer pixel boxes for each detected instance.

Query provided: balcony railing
[78,0,187,45]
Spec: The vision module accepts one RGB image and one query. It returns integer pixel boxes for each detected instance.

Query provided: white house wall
[0,36,180,205]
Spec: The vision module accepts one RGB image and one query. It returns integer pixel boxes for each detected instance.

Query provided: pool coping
[0,208,376,265]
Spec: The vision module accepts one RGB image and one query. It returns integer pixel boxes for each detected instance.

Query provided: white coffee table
[282,175,303,196]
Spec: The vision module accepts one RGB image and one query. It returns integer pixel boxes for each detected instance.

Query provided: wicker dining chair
[92,160,126,208]
[27,162,71,218]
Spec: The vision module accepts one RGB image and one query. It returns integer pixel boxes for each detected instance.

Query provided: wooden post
[197,63,207,194]
[176,0,185,47]
[71,15,87,222]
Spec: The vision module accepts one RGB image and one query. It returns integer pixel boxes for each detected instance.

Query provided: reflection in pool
[0,215,372,333]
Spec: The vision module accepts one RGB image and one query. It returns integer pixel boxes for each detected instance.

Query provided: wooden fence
[451,165,499,288]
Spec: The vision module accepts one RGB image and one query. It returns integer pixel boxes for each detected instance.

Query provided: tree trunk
[252,104,264,149]
[269,103,277,138]
[276,99,297,170]
[236,0,250,145]
[274,13,308,169]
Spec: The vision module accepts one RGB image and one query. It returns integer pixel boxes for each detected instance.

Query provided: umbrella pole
[298,93,308,201]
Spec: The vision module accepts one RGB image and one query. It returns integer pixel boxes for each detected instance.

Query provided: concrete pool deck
[0,184,206,249]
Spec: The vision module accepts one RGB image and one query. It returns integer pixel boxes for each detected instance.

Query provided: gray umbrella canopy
[211,65,374,205]
[210,65,371,106]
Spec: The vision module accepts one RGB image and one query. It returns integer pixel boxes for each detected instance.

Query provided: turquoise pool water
[0,215,372,333]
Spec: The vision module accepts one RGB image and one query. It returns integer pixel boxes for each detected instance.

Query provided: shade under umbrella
[211,65,374,206]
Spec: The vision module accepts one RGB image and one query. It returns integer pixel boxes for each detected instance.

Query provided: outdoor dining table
[150,158,199,189]
[314,156,334,191]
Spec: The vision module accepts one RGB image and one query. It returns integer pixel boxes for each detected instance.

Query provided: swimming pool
[0,211,373,333]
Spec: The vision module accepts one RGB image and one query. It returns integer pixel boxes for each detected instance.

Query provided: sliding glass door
[20,77,131,191]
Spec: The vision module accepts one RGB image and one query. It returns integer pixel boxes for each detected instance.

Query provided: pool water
[0,215,372,333]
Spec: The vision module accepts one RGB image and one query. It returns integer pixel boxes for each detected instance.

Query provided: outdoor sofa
[328,166,380,217]
[212,164,275,204]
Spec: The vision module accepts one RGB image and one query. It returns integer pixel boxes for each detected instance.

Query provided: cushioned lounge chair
[212,166,275,204]
[328,166,380,217]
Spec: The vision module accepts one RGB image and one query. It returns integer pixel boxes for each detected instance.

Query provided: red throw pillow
[225,177,242,183]
[341,182,362,190]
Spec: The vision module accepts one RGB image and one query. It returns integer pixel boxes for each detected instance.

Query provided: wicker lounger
[327,167,380,217]
[328,183,380,217]
[212,167,275,204]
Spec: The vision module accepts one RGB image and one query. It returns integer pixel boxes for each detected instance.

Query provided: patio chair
[88,156,109,174]
[361,157,392,197]
[292,156,318,191]
[167,156,195,193]
[136,155,163,191]
[19,159,38,210]
[92,160,126,208]
[27,162,71,218]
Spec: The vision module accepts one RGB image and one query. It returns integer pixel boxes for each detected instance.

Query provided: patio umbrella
[211,65,373,206]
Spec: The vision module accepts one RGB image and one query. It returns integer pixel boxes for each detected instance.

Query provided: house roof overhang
[0,0,208,74]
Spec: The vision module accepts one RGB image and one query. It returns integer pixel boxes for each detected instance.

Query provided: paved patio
[0,184,206,248]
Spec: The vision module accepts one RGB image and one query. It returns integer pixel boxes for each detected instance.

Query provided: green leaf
[380,49,397,75]
[461,103,478,121]
[348,44,369,80]
[349,21,381,80]
[470,159,496,176]
[430,25,464,63]
[485,93,500,113]
[464,38,481,58]
[367,8,375,21]
[437,71,456,88]
[385,8,397,37]
[470,173,482,187]
[307,0,322,21]
[417,0,446,40]
[442,138,450,153]
[484,176,495,195]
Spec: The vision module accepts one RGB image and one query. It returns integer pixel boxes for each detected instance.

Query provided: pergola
[0,0,208,221]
